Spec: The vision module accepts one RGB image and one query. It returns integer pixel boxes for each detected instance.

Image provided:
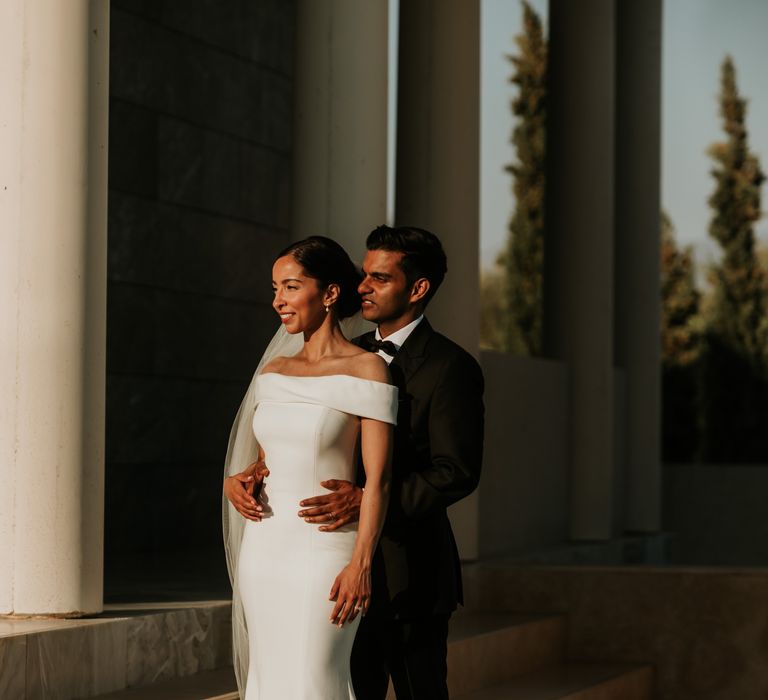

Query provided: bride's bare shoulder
[259,356,290,375]
[346,351,391,384]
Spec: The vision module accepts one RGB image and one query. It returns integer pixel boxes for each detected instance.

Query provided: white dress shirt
[374,315,424,364]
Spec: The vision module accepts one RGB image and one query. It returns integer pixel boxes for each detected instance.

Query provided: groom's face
[358,249,414,326]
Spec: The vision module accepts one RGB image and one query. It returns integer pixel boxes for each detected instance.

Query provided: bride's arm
[328,415,392,627]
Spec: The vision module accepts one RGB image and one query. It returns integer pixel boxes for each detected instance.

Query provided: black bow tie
[365,337,398,357]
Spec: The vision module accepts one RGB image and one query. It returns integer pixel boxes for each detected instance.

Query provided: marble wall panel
[110,0,161,22]
[110,7,292,151]
[107,191,287,301]
[0,634,26,700]
[107,0,293,592]
[105,375,246,465]
[111,11,206,126]
[103,548,231,603]
[106,285,276,379]
[111,0,295,77]
[105,461,227,553]
[239,0,295,76]
[0,605,232,699]
[210,603,234,667]
[108,100,158,198]
[125,605,227,687]
[25,621,128,699]
[155,117,291,228]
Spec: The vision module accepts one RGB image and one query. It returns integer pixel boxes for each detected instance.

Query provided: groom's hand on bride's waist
[224,461,270,521]
[298,480,362,531]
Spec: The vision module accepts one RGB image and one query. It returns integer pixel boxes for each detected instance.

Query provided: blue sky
[480,0,768,274]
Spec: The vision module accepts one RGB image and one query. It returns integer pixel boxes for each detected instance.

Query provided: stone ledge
[0,601,232,700]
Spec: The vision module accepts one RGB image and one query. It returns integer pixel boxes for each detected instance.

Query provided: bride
[222,236,397,699]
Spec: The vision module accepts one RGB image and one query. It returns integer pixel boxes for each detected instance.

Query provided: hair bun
[276,236,362,319]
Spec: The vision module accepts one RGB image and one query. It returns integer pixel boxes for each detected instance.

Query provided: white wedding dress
[236,372,398,699]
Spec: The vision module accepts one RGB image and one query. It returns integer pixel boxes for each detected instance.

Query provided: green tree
[701,56,768,461]
[480,265,507,351]
[660,212,702,461]
[706,56,767,362]
[498,0,547,355]
[661,212,702,369]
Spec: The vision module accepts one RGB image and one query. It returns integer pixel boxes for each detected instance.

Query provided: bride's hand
[328,563,371,626]
[224,460,269,521]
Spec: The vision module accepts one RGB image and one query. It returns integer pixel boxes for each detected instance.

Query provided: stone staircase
[88,609,652,700]
[443,612,652,699]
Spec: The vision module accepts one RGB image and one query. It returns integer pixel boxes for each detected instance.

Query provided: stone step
[447,612,567,696]
[382,611,567,699]
[91,611,566,700]
[93,663,653,700]
[93,661,651,700]
[90,667,236,700]
[453,663,654,700]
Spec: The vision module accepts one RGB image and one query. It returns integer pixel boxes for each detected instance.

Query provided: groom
[297,225,485,699]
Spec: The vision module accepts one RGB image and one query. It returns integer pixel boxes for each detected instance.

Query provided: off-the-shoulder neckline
[258,372,394,388]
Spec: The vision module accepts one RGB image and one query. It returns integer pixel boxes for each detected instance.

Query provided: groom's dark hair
[366,225,447,306]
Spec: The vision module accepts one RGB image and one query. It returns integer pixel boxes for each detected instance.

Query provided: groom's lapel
[391,318,433,386]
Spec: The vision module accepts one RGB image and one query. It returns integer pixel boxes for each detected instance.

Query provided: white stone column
[292,0,391,261]
[615,0,663,533]
[0,0,109,615]
[395,0,481,558]
[543,0,616,540]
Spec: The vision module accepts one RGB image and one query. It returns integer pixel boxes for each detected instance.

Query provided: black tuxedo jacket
[355,319,484,619]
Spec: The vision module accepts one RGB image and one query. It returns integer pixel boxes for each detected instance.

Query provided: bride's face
[272,255,326,334]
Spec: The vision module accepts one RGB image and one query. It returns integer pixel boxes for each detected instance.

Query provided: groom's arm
[299,345,484,529]
[298,351,484,529]
[390,351,484,523]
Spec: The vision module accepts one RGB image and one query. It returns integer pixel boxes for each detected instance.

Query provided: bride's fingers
[328,578,340,601]
[235,496,263,520]
[236,491,260,512]
[237,485,261,507]
[336,599,353,627]
[348,598,364,623]
[225,486,253,515]
[330,598,345,624]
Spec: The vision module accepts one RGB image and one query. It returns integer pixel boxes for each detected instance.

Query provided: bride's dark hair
[276,236,363,319]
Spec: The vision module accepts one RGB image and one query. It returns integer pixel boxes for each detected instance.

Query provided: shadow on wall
[479,351,569,558]
[664,463,768,566]
[105,0,295,599]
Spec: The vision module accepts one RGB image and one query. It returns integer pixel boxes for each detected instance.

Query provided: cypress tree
[707,56,767,361]
[499,0,547,355]
[660,212,702,460]
[702,56,768,461]
[661,212,702,368]
[480,266,507,351]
